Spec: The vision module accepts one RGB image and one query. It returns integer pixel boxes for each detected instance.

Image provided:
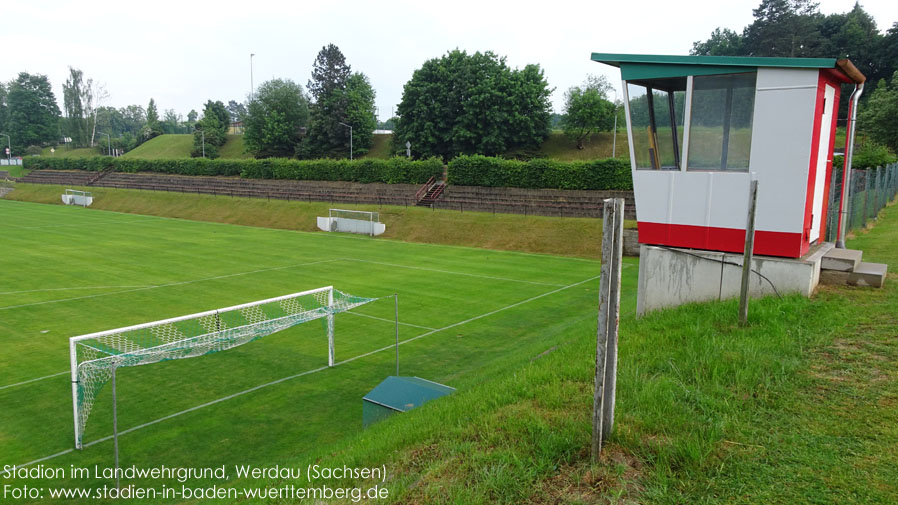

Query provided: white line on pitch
[0,259,339,312]
[0,371,69,391]
[0,286,152,296]
[343,258,567,287]
[345,311,437,330]
[3,273,599,473]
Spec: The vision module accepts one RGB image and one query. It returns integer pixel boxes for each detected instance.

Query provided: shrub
[447,155,632,190]
[22,156,444,185]
[833,141,897,170]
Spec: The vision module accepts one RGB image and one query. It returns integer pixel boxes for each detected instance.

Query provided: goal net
[62,189,93,207]
[69,286,374,449]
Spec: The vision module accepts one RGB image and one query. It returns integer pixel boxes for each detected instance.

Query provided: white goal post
[317,208,385,237]
[62,189,93,207]
[69,286,376,450]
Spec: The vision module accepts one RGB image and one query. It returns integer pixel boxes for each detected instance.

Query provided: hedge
[22,156,444,184]
[447,155,633,190]
[22,154,633,190]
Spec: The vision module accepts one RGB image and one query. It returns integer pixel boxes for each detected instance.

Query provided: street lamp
[338,122,353,160]
[0,133,9,163]
[250,53,255,102]
[100,133,111,156]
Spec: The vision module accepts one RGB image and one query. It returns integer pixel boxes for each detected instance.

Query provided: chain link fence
[826,162,898,241]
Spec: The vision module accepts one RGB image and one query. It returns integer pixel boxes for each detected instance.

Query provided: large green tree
[143,98,163,140]
[860,71,898,152]
[243,79,309,158]
[5,72,60,152]
[394,50,552,159]
[62,67,87,146]
[562,75,616,149]
[191,100,230,158]
[303,44,358,158]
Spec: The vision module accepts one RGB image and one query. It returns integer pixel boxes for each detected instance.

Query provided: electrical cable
[656,246,783,299]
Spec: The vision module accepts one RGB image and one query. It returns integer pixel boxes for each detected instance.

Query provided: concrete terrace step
[821,248,863,272]
[820,261,888,288]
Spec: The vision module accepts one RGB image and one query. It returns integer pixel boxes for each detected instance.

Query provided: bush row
[447,155,633,190]
[239,157,443,184]
[22,155,635,190]
[23,156,444,184]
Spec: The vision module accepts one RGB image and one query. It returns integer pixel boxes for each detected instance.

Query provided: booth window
[687,72,756,171]
[627,80,685,170]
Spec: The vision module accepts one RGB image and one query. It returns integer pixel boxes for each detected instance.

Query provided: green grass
[40,146,102,158]
[2,185,895,504]
[363,133,394,159]
[121,134,193,159]
[276,202,898,504]
[216,135,251,159]
[120,134,248,160]
[5,183,633,259]
[0,194,611,504]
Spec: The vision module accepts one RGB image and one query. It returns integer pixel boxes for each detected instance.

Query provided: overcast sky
[3,0,896,122]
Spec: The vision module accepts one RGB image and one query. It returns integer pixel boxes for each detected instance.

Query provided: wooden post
[592,198,624,461]
[739,180,759,326]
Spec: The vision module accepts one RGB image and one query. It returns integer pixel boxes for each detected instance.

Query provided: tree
[82,78,107,147]
[191,100,230,158]
[143,98,163,139]
[62,67,87,146]
[692,28,747,56]
[744,0,823,57]
[0,84,8,135]
[243,79,309,158]
[338,72,377,156]
[860,71,898,152]
[304,44,354,158]
[562,75,616,149]
[5,72,60,152]
[394,49,552,159]
[162,109,182,134]
[226,100,246,123]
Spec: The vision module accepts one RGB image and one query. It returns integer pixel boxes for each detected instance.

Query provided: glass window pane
[688,72,756,171]
[627,84,685,170]
[627,83,653,170]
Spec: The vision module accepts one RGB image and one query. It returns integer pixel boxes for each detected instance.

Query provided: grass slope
[121,134,193,159]
[121,134,247,160]
[276,202,898,504]
[5,183,627,259]
[363,133,394,159]
[0,197,606,504]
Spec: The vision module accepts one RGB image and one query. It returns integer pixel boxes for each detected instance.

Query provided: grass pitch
[0,198,620,502]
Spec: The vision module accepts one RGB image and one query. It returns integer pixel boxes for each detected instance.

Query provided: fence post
[591,197,624,461]
[739,179,759,326]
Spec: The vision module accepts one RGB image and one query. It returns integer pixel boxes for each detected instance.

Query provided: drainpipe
[836,60,866,249]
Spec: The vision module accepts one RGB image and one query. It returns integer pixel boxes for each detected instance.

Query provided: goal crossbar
[69,286,375,449]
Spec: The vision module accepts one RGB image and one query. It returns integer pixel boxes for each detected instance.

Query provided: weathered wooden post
[739,179,759,326]
[592,197,624,461]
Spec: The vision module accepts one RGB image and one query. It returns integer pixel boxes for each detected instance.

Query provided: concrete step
[820,261,887,288]
[821,248,863,272]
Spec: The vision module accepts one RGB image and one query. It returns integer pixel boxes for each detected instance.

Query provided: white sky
[3,0,896,121]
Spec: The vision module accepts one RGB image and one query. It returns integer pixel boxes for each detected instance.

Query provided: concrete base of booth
[636,242,833,316]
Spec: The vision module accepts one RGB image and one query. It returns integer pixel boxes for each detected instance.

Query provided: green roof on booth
[363,376,455,413]
[591,53,840,80]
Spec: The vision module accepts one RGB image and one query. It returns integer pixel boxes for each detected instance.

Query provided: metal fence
[826,162,898,241]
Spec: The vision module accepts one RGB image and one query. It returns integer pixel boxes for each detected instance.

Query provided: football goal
[317,208,385,236]
[69,286,376,450]
[62,189,93,207]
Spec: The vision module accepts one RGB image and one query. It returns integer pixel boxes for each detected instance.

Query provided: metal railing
[826,162,898,241]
